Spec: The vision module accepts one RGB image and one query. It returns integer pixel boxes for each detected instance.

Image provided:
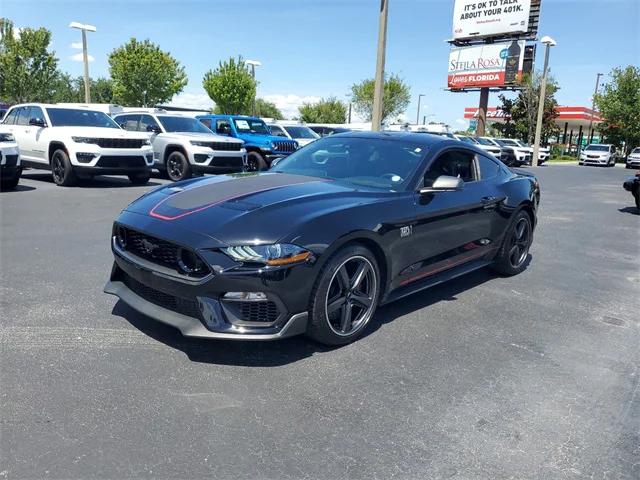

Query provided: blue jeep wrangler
[197,115,298,171]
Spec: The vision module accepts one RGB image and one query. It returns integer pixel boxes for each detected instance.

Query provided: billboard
[448,40,525,89]
[452,0,532,40]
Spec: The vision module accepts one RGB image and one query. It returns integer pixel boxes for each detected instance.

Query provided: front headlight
[0,133,15,142]
[72,136,100,144]
[271,142,278,151]
[223,244,311,266]
[190,140,211,147]
[142,139,151,146]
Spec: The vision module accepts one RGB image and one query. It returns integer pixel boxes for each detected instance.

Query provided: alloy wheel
[167,155,184,180]
[325,256,377,336]
[508,217,531,268]
[52,153,65,183]
[246,157,259,172]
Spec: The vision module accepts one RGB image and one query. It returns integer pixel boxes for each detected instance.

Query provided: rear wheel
[246,151,267,172]
[306,245,380,346]
[166,151,192,182]
[128,172,151,185]
[492,210,533,276]
[51,149,77,187]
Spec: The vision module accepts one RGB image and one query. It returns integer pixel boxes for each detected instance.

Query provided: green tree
[350,74,411,123]
[108,38,187,106]
[203,56,256,115]
[255,98,283,119]
[50,74,114,103]
[594,66,640,154]
[0,18,59,103]
[298,97,347,123]
[495,73,560,143]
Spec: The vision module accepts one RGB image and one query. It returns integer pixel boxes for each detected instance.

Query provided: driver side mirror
[29,117,46,127]
[420,175,464,194]
[146,125,162,134]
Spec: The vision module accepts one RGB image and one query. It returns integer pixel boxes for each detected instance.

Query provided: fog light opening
[177,248,206,275]
[115,225,127,248]
[223,292,268,301]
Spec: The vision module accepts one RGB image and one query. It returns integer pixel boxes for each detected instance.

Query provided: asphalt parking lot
[1,164,638,479]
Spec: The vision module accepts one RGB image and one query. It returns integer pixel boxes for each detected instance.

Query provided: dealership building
[463,106,603,145]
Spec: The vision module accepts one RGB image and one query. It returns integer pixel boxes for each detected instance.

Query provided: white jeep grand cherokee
[113,111,246,182]
[2,104,153,186]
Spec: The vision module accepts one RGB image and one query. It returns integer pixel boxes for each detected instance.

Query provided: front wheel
[306,245,381,346]
[51,149,77,186]
[246,151,267,172]
[0,169,21,191]
[634,189,640,211]
[491,210,533,276]
[165,151,192,182]
[128,172,151,185]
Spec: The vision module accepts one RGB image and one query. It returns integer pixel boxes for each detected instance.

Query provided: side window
[3,108,19,125]
[270,126,287,137]
[216,119,231,135]
[477,154,500,180]
[199,118,212,129]
[424,150,476,187]
[30,106,46,124]
[139,115,160,132]
[16,107,31,126]
[117,115,141,131]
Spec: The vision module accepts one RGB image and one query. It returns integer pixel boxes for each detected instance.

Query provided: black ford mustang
[105,132,539,345]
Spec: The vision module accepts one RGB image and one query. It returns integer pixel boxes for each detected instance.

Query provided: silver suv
[114,111,246,182]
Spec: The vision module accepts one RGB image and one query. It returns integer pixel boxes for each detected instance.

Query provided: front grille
[238,301,280,323]
[122,273,202,319]
[97,138,147,149]
[117,226,211,278]
[274,141,297,153]
[205,142,242,152]
[97,156,147,168]
[2,155,18,167]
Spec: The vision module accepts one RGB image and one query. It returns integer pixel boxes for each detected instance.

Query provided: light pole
[588,72,603,144]
[246,59,261,117]
[69,22,96,103]
[416,94,425,125]
[532,36,556,167]
[371,0,389,131]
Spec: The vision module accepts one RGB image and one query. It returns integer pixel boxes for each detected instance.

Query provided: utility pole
[416,94,425,125]
[532,36,556,167]
[371,0,388,131]
[246,60,261,117]
[588,72,603,143]
[476,87,489,136]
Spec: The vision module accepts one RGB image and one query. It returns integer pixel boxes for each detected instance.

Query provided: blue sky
[3,0,639,127]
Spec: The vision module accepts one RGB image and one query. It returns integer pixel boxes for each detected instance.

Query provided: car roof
[333,130,457,148]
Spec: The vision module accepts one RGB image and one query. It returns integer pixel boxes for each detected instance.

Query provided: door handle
[481,196,497,203]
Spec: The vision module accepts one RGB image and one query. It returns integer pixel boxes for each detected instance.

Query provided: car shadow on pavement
[1,184,36,192]
[112,264,506,367]
[618,207,639,215]
[22,172,163,188]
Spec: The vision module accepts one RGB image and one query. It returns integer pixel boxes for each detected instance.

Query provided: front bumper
[70,145,154,170]
[189,147,247,173]
[580,156,609,165]
[626,158,640,168]
[104,235,316,340]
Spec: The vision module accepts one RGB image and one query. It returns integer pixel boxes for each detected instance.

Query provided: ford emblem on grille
[140,238,159,254]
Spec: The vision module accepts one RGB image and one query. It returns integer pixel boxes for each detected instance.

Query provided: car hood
[122,172,378,245]
[238,133,295,145]
[161,132,243,143]
[52,126,149,139]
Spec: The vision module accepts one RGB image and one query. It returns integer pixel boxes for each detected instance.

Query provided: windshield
[475,137,495,146]
[632,148,640,154]
[283,125,319,139]
[46,108,119,128]
[233,118,270,134]
[585,145,609,151]
[516,140,530,147]
[157,116,212,134]
[497,139,519,147]
[458,136,477,144]
[271,136,425,190]
[269,125,288,137]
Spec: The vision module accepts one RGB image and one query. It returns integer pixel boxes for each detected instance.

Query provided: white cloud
[70,53,94,62]
[166,92,214,111]
[261,93,321,119]
[70,42,83,49]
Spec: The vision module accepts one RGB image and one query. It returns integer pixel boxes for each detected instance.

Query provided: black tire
[491,210,533,276]
[128,171,151,185]
[634,190,640,211]
[306,245,381,346]
[165,151,192,182]
[0,169,21,191]
[51,149,77,186]
[246,151,267,172]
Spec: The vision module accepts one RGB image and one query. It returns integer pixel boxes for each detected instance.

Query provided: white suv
[114,111,246,182]
[579,144,617,167]
[0,128,21,191]
[2,104,153,186]
[268,122,320,147]
[626,147,640,169]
